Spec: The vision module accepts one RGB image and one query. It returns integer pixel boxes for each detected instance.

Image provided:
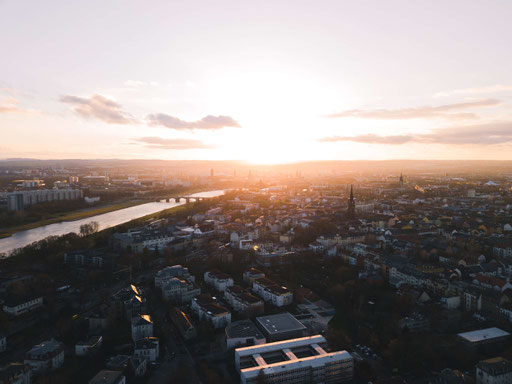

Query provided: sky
[1,0,512,163]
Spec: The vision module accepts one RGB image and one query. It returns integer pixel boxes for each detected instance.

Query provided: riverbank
[0,200,147,239]
[0,190,226,255]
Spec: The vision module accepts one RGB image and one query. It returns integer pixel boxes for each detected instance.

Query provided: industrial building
[457,327,510,351]
[255,312,306,342]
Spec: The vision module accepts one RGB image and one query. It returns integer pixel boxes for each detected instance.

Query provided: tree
[79,221,99,237]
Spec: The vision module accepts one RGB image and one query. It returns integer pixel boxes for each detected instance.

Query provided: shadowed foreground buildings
[476,357,512,384]
[235,335,353,384]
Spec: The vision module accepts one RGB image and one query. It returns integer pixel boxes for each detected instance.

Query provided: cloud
[319,134,414,145]
[132,136,216,150]
[435,85,512,97]
[318,122,512,146]
[124,80,158,88]
[326,99,500,120]
[59,94,136,124]
[0,96,36,114]
[147,113,241,130]
[421,122,512,145]
[0,97,20,113]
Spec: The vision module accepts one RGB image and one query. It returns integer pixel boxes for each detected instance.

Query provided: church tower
[347,184,356,219]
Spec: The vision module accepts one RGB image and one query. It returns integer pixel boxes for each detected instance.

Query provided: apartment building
[224,285,264,316]
[243,268,265,285]
[3,296,43,317]
[161,278,201,303]
[7,188,83,211]
[131,315,153,342]
[154,265,193,288]
[204,270,234,292]
[253,278,293,307]
[476,357,512,384]
[191,294,231,329]
[24,339,64,373]
[134,337,159,362]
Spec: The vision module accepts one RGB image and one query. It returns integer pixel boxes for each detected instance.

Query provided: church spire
[347,184,355,219]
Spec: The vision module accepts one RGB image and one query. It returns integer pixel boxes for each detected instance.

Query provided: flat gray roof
[226,320,264,340]
[458,327,510,343]
[256,312,306,334]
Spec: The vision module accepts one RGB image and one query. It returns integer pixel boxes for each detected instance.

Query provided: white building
[204,270,234,292]
[191,295,231,329]
[235,335,353,384]
[252,278,293,307]
[131,315,153,341]
[24,339,65,373]
[7,188,83,211]
[161,278,201,303]
[134,337,159,362]
[154,265,193,288]
[476,357,512,384]
[224,285,264,316]
[243,268,265,285]
[3,296,43,317]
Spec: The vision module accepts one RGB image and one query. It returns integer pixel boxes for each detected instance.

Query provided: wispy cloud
[132,136,216,150]
[326,99,500,120]
[435,85,512,97]
[147,113,241,130]
[0,96,37,114]
[318,122,512,146]
[59,94,136,124]
[0,96,21,113]
[319,134,413,145]
[124,80,159,88]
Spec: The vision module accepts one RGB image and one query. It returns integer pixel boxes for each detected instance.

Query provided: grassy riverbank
[0,200,147,238]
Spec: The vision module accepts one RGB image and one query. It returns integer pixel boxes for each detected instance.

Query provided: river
[0,190,225,255]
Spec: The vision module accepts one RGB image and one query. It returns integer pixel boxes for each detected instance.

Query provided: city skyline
[2,0,512,163]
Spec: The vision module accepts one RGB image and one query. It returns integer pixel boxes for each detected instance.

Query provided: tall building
[6,189,83,211]
[399,172,404,191]
[347,185,355,220]
[235,335,353,384]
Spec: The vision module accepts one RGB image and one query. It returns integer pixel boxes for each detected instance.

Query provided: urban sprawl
[1,161,512,384]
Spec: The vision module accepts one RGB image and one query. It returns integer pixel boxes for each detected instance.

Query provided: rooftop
[457,327,510,343]
[256,312,306,335]
[25,339,62,359]
[477,357,512,375]
[236,335,353,379]
[226,320,264,340]
[89,370,124,384]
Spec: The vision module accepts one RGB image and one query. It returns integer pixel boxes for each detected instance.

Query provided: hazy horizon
[2,0,512,163]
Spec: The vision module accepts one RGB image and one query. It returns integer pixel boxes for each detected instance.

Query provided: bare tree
[79,221,99,237]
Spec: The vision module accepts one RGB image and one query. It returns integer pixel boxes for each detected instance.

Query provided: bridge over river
[0,190,225,255]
